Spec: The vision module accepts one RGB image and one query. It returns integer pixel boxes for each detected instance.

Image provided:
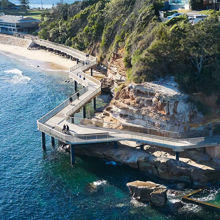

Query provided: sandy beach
[0,42,76,71]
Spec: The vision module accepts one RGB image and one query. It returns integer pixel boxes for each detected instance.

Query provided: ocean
[0,51,219,219]
[11,0,76,8]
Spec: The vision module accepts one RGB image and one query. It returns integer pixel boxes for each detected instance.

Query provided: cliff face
[97,78,206,137]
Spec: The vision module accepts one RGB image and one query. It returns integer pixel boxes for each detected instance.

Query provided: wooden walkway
[36,39,220,165]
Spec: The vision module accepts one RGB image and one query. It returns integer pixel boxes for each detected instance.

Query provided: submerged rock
[86,180,107,194]
[126,180,167,207]
[57,144,70,153]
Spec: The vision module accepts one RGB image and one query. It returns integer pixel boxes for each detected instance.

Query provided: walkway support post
[140,145,144,151]
[176,152,180,161]
[93,97,96,111]
[70,144,75,166]
[51,137,55,148]
[90,68,93,76]
[41,132,46,151]
[74,81,77,92]
[83,105,86,118]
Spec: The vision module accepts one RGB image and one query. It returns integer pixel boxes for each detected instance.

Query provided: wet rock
[150,188,167,207]
[126,180,167,207]
[169,199,184,210]
[86,180,107,194]
[101,77,114,93]
[176,183,186,190]
[57,144,70,153]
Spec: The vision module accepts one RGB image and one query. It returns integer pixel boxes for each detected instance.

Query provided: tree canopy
[38,0,220,99]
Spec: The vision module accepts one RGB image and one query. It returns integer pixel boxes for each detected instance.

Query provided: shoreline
[0,42,76,71]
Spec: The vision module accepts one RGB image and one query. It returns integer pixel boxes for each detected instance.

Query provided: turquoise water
[0,52,220,219]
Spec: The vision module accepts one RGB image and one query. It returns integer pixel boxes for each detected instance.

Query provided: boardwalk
[36,39,220,164]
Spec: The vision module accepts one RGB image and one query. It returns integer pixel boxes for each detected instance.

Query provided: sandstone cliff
[97,78,206,138]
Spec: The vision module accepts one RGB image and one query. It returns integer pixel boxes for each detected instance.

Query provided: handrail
[37,38,99,127]
[33,38,97,63]
[38,86,88,124]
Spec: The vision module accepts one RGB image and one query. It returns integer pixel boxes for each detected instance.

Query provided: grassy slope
[0,9,45,19]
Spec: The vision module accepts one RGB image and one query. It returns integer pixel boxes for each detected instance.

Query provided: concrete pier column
[83,105,86,118]
[41,132,46,151]
[51,137,55,148]
[71,115,74,124]
[140,145,144,151]
[74,81,77,92]
[93,97,96,111]
[90,68,93,76]
[176,152,180,161]
[70,144,75,166]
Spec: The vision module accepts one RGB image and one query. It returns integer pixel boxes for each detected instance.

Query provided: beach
[0,35,76,71]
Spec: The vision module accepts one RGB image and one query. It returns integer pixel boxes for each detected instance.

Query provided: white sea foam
[4,69,31,84]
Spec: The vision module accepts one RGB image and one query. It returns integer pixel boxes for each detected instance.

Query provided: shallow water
[0,52,220,219]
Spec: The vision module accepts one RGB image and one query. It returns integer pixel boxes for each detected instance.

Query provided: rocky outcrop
[127,181,167,207]
[101,77,114,93]
[74,143,220,187]
[96,78,209,138]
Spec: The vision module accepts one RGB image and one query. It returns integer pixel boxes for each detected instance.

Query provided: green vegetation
[19,0,29,12]
[0,0,45,19]
[38,0,220,102]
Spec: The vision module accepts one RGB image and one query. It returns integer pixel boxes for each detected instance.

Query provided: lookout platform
[36,39,220,165]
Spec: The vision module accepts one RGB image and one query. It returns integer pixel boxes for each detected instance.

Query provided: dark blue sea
[0,52,220,219]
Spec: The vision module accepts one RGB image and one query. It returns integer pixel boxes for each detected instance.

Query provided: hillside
[38,0,220,129]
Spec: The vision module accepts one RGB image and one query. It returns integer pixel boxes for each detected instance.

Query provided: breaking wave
[4,69,31,84]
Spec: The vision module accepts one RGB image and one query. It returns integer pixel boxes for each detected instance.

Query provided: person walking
[77,92,80,100]
[69,97,73,103]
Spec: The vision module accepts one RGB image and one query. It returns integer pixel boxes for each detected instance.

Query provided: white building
[0,15,40,34]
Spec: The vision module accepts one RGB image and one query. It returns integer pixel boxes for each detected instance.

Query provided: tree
[1,0,9,10]
[19,0,29,13]
[180,15,220,76]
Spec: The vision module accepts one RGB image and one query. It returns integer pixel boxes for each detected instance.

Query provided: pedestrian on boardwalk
[69,97,73,103]
[62,124,66,132]
[77,92,80,100]
[66,125,69,132]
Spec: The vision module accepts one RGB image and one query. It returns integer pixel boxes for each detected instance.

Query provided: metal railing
[32,38,96,61]
[38,86,88,124]
[37,39,100,134]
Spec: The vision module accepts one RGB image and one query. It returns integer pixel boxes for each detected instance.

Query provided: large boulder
[150,188,167,207]
[126,181,167,207]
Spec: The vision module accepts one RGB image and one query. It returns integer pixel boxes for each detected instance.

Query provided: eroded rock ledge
[73,143,220,187]
[97,79,210,138]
